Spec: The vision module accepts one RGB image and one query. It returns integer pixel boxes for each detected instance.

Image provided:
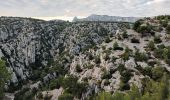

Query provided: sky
[0,0,170,21]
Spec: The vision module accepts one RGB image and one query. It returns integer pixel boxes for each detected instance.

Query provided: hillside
[73,14,140,22]
[1,15,170,100]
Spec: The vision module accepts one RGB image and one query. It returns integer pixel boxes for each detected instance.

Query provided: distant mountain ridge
[73,14,140,22]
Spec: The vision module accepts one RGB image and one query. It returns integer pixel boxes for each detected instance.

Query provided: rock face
[73,14,140,22]
[0,17,129,84]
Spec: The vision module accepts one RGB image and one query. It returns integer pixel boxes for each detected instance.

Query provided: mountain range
[73,14,140,22]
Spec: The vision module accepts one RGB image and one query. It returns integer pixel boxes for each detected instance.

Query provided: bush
[105,37,111,43]
[133,20,142,31]
[111,56,118,63]
[119,81,130,91]
[103,53,110,61]
[58,93,74,100]
[166,24,170,34]
[134,50,148,62]
[0,60,11,99]
[120,70,132,83]
[157,44,165,49]
[94,56,101,64]
[151,66,165,81]
[137,24,152,34]
[113,42,119,49]
[101,70,112,79]
[104,79,110,86]
[142,67,152,77]
[154,48,164,59]
[49,78,61,90]
[85,64,94,69]
[37,92,43,99]
[87,53,94,60]
[62,75,87,98]
[147,41,155,51]
[131,38,140,43]
[122,31,128,38]
[117,64,126,73]
[113,42,124,50]
[121,47,132,61]
[14,88,30,100]
[44,94,52,100]
[160,20,168,27]
[76,64,82,73]
[154,36,162,44]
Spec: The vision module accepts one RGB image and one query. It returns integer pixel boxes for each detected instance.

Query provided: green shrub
[101,70,112,79]
[137,24,152,34]
[147,41,155,51]
[105,37,111,43]
[44,94,52,100]
[62,75,87,98]
[134,50,148,62]
[49,78,61,90]
[0,60,11,99]
[151,66,165,81]
[142,67,152,77]
[111,56,118,63]
[94,56,101,64]
[166,24,170,34]
[58,93,74,100]
[154,36,162,43]
[14,88,30,100]
[122,31,128,38]
[154,48,164,59]
[131,38,140,43]
[119,81,130,91]
[113,42,124,50]
[133,20,142,31]
[37,92,43,99]
[160,20,168,27]
[103,53,110,61]
[120,70,133,83]
[121,47,132,61]
[104,79,110,86]
[76,64,82,73]
[117,64,126,73]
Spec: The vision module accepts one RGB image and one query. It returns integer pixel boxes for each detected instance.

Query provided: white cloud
[0,0,169,20]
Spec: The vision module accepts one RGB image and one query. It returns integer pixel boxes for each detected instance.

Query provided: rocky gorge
[1,15,170,100]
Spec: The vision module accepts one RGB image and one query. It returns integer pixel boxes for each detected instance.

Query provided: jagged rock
[125,58,136,70]
[129,73,145,91]
[137,62,149,68]
[0,17,129,84]
[115,58,124,65]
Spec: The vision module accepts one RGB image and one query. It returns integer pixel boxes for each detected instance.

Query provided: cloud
[0,0,169,20]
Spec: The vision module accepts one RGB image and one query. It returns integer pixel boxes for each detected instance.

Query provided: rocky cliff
[0,17,129,85]
[2,16,170,100]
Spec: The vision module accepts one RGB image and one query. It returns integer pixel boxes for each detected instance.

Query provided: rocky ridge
[1,15,170,100]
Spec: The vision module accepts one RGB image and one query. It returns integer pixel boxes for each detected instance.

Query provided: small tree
[58,93,74,100]
[0,60,10,99]
[94,56,101,64]
[166,24,170,34]
[151,66,165,81]
[122,31,128,38]
[75,64,82,73]
[105,37,111,43]
[113,42,124,50]
[154,36,162,44]
[113,42,119,49]
[147,41,155,51]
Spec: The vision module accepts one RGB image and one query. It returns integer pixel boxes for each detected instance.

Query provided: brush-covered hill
[0,15,170,100]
